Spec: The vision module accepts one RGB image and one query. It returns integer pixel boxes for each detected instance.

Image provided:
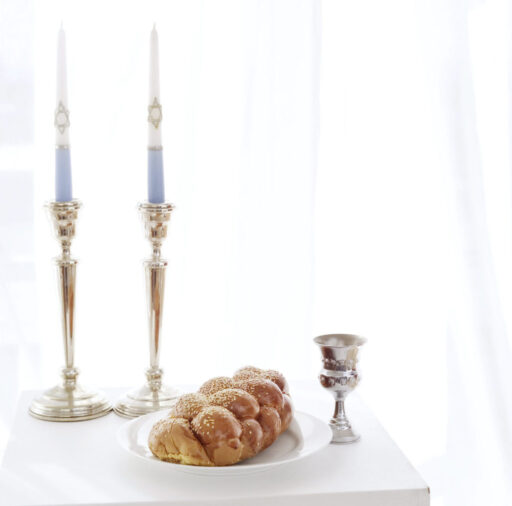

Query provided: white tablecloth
[0,382,429,506]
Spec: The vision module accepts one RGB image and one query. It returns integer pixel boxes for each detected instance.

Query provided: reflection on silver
[29,200,112,422]
[114,202,180,418]
[314,333,366,443]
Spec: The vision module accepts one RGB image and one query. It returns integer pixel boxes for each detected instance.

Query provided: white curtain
[440,0,512,502]
[316,1,512,504]
[1,0,512,504]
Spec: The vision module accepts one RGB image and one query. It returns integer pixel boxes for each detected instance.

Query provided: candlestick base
[29,369,111,422]
[114,368,180,418]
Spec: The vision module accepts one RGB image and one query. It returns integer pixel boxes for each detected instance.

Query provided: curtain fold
[439,0,512,503]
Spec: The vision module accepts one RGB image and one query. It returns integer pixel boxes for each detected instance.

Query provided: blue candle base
[148,149,165,204]
[55,148,73,202]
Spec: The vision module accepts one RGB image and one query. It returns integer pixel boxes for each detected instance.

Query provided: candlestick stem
[29,200,111,421]
[114,202,180,418]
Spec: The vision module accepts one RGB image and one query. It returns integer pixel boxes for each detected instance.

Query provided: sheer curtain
[316,1,512,504]
[440,0,512,502]
[0,0,36,458]
[1,1,512,505]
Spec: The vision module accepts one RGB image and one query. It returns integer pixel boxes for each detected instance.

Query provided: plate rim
[117,409,331,474]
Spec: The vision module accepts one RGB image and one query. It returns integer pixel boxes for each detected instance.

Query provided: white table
[1,382,429,506]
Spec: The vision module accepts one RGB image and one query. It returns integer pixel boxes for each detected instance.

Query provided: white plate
[117,409,331,475]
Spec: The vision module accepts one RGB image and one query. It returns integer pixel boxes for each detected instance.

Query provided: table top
[1,382,429,506]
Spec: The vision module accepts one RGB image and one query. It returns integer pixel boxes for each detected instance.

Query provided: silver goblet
[314,333,366,443]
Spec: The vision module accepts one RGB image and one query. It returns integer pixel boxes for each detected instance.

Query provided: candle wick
[60,20,64,30]
[152,22,156,31]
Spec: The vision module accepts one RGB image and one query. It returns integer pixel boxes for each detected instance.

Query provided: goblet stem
[328,393,359,443]
[332,399,350,430]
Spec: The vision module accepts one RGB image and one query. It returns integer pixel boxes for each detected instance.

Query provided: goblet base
[29,383,112,422]
[330,424,360,444]
[114,383,181,418]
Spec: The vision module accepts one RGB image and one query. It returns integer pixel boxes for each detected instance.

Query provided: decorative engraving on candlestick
[114,202,180,418]
[29,200,112,422]
[314,334,366,443]
[148,97,162,129]
[54,101,70,134]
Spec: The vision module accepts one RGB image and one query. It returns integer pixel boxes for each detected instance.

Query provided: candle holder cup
[314,333,366,443]
[114,202,180,418]
[29,200,112,421]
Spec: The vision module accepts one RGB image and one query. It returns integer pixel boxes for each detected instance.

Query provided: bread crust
[148,367,293,466]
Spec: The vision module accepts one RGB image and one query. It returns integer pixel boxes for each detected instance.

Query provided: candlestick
[55,25,72,202]
[114,202,180,417]
[29,201,112,421]
[147,25,165,203]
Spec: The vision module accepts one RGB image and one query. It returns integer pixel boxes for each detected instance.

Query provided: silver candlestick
[29,200,112,422]
[114,202,180,417]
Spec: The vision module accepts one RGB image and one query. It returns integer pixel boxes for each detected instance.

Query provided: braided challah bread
[148,366,293,466]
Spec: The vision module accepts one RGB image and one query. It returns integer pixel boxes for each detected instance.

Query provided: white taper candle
[148,25,162,148]
[55,23,72,202]
[55,24,70,147]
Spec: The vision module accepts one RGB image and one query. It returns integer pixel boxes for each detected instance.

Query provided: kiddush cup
[314,333,366,443]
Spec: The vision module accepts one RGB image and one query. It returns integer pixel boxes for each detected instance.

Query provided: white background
[1,1,512,505]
